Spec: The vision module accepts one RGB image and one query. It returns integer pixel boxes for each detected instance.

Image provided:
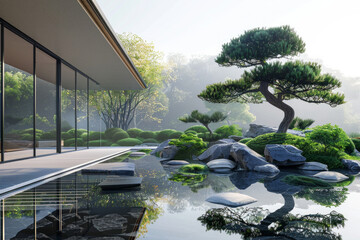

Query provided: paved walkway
[0,147,132,196]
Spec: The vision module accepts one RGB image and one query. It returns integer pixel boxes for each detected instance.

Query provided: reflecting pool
[1,153,360,239]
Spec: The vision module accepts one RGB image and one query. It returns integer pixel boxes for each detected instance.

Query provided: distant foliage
[214,124,242,138]
[156,129,178,142]
[289,117,314,130]
[185,125,208,134]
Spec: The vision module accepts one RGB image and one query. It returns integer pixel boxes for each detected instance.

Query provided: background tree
[179,110,226,134]
[198,26,345,133]
[91,33,171,130]
[289,116,314,130]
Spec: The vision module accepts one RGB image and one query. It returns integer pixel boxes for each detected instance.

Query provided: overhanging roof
[0,0,146,90]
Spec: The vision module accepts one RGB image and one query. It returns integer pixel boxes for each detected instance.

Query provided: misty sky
[97,0,360,78]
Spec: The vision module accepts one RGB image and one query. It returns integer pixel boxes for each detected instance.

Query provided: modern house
[0,0,146,162]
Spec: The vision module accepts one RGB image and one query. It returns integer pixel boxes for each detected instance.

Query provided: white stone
[207,159,236,170]
[254,164,280,173]
[314,171,349,182]
[129,152,146,157]
[166,160,190,165]
[298,162,328,171]
[206,192,257,207]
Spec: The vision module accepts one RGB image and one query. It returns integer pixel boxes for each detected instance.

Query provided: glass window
[36,48,57,156]
[89,80,104,147]
[76,73,87,149]
[61,64,75,152]
[4,28,34,161]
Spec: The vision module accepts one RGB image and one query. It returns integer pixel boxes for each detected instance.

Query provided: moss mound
[282,175,332,188]
[239,138,252,144]
[126,128,143,138]
[214,124,242,138]
[170,133,207,159]
[352,138,360,151]
[185,125,208,133]
[178,164,209,176]
[116,138,143,146]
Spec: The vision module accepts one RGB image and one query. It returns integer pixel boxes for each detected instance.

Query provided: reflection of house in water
[1,174,145,239]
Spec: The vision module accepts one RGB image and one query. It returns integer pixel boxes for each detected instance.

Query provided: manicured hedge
[112,131,129,141]
[88,131,105,141]
[214,124,242,138]
[185,125,208,133]
[156,129,177,142]
[88,140,112,146]
[142,138,158,143]
[41,130,57,140]
[127,128,143,138]
[169,131,183,139]
[139,131,156,139]
[116,138,143,146]
[104,128,124,140]
[64,138,84,147]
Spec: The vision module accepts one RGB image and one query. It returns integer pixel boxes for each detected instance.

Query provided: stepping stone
[298,162,328,171]
[129,152,146,157]
[82,162,135,176]
[207,159,236,173]
[313,171,349,182]
[206,192,257,207]
[99,176,142,190]
[166,160,190,165]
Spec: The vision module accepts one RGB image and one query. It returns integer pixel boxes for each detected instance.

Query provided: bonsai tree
[179,110,226,134]
[198,26,345,133]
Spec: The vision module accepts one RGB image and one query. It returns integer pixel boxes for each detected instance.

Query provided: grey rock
[166,160,190,165]
[150,139,171,155]
[206,192,257,207]
[207,159,236,173]
[197,143,233,162]
[92,213,127,232]
[342,159,360,171]
[264,144,306,166]
[244,124,305,138]
[254,164,280,173]
[159,145,179,160]
[215,138,236,144]
[230,171,276,190]
[298,162,328,171]
[82,162,135,176]
[229,135,243,141]
[314,171,349,182]
[230,143,279,173]
[264,173,302,195]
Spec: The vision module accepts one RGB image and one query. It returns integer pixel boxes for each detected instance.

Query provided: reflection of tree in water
[169,173,209,192]
[199,194,345,239]
[296,187,348,207]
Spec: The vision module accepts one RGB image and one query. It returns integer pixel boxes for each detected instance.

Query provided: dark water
[1,154,360,239]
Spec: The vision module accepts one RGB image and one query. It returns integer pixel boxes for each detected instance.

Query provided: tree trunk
[204,124,213,135]
[259,81,295,133]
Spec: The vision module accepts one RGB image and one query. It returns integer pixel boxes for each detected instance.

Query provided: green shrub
[169,131,183,139]
[88,131,105,141]
[41,130,57,140]
[156,129,178,142]
[178,164,209,176]
[21,133,40,141]
[21,128,44,135]
[127,128,143,138]
[80,132,88,142]
[139,131,156,139]
[198,132,221,142]
[185,125,208,133]
[116,138,143,146]
[142,138,158,143]
[104,128,123,139]
[214,124,242,138]
[138,149,152,154]
[348,132,360,138]
[184,130,197,135]
[111,143,120,147]
[111,131,129,141]
[239,138,252,144]
[352,138,360,151]
[307,124,355,154]
[88,139,112,146]
[62,132,73,140]
[77,129,87,135]
[64,138,84,147]
[170,133,207,159]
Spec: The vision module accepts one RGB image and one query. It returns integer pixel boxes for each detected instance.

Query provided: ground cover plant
[169,132,207,159]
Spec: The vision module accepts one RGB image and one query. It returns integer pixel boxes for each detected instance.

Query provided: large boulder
[150,139,178,160]
[341,159,360,171]
[230,143,279,173]
[215,139,236,144]
[197,143,233,162]
[264,144,306,166]
[206,159,236,173]
[151,139,171,155]
[244,124,305,138]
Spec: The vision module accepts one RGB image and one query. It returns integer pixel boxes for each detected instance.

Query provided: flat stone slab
[82,162,135,176]
[313,171,349,182]
[99,176,142,190]
[207,159,236,173]
[129,152,146,157]
[166,160,190,165]
[298,162,328,171]
[206,192,257,207]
